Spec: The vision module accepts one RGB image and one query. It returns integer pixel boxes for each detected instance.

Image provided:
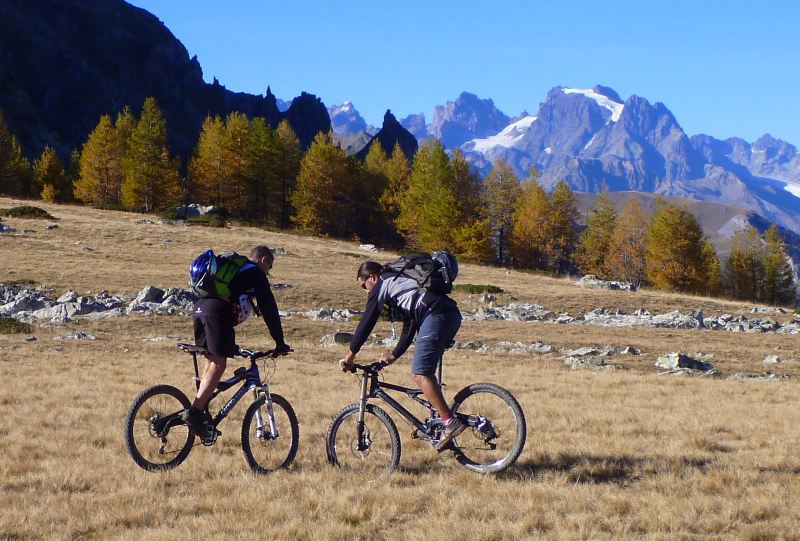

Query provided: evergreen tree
[0,111,31,196]
[32,146,70,201]
[483,158,521,264]
[121,97,181,212]
[291,131,352,236]
[605,197,649,288]
[762,225,796,305]
[276,120,301,228]
[509,178,550,270]
[74,115,124,207]
[574,190,617,277]
[646,201,705,292]
[545,181,579,274]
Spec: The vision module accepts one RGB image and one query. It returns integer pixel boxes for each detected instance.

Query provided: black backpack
[385,252,458,296]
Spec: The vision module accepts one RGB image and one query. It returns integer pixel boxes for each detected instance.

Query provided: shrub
[0,317,31,334]
[452,284,504,294]
[159,207,186,221]
[0,206,56,220]
[187,214,226,228]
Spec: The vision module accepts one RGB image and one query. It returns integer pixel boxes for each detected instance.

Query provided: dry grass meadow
[1,197,800,540]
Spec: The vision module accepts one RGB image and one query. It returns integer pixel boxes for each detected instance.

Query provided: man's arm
[251,274,286,348]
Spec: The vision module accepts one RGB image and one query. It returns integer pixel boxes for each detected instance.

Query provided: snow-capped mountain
[454,84,800,234]
[405,92,511,149]
[327,101,368,135]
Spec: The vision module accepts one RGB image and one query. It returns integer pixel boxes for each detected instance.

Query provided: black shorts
[193,298,237,357]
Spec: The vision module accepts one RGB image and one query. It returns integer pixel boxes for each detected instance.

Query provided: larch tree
[32,146,70,202]
[0,111,31,197]
[509,178,550,270]
[291,131,351,236]
[74,114,125,207]
[121,97,181,212]
[762,224,796,305]
[376,143,411,247]
[188,115,226,204]
[275,120,301,228]
[724,225,764,302]
[646,201,705,292]
[701,240,724,297]
[242,117,280,224]
[482,158,522,265]
[574,190,617,277]
[545,181,579,274]
[360,142,390,243]
[605,196,649,288]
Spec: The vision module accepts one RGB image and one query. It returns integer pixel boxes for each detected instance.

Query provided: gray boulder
[655,352,713,371]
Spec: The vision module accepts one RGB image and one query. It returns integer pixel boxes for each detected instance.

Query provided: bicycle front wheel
[449,382,527,474]
[241,393,299,474]
[326,403,401,476]
[124,384,193,472]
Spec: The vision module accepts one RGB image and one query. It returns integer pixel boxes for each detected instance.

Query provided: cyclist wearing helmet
[338,253,464,451]
[183,245,290,437]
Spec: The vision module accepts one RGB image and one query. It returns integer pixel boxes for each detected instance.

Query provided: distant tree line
[0,99,796,305]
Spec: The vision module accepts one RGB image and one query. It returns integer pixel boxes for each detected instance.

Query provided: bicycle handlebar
[237,347,293,360]
[348,361,388,374]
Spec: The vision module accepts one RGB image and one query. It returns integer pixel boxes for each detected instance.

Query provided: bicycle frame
[186,349,279,438]
[355,361,447,440]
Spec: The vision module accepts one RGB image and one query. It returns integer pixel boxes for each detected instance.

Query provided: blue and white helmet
[189,249,217,292]
[432,250,459,283]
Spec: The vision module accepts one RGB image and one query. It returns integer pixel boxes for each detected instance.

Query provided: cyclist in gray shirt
[339,261,464,451]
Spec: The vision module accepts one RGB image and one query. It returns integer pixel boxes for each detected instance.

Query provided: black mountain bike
[326,359,526,476]
[124,343,299,474]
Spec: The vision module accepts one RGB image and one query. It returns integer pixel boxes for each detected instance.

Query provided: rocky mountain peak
[328,101,367,135]
[428,91,511,148]
[356,109,418,162]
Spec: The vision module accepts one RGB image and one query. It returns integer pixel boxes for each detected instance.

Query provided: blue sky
[128,0,800,144]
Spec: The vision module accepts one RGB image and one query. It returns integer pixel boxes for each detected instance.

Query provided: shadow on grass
[501,452,711,485]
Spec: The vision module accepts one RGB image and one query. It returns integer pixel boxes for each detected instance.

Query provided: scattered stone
[164,239,177,244]
[453,341,485,350]
[24,336,37,342]
[272,247,289,255]
[320,331,354,347]
[0,223,15,233]
[564,356,610,370]
[727,373,788,382]
[46,223,59,230]
[358,244,377,252]
[480,293,497,304]
[272,283,293,290]
[763,355,782,365]
[135,219,155,225]
[752,306,787,314]
[54,331,96,341]
[142,336,173,342]
[56,290,78,304]
[529,342,555,354]
[621,346,641,355]
[575,275,634,291]
[305,308,360,321]
[174,203,214,218]
[655,352,713,372]
[554,313,574,324]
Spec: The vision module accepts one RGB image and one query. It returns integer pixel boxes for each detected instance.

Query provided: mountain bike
[124,343,299,474]
[326,358,526,476]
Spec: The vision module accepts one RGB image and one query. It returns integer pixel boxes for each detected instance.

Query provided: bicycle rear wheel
[449,382,526,474]
[124,384,193,471]
[326,403,401,476]
[241,393,299,474]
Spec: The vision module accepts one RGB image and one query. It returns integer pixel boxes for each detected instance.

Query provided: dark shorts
[193,298,237,358]
[411,300,462,376]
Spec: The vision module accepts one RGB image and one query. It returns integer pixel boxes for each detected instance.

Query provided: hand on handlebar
[338,357,355,372]
[273,343,292,356]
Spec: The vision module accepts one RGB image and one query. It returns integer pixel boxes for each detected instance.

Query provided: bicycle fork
[355,373,371,451]
[253,383,279,439]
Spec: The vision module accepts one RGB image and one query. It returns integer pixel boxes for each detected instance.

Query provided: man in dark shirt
[182,245,290,436]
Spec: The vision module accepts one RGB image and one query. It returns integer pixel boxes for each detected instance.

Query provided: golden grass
[1,197,800,540]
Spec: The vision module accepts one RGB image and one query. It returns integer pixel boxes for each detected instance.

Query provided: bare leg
[192,355,227,411]
[412,373,452,418]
